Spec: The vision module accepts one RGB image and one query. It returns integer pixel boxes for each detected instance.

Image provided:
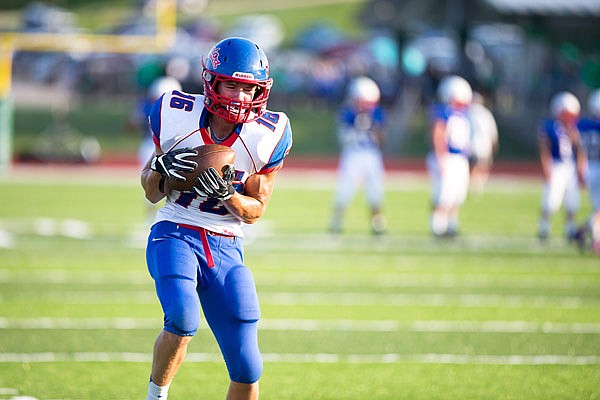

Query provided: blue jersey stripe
[149,95,164,148]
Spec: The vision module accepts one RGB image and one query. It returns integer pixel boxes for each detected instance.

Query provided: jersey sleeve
[537,119,551,140]
[148,94,165,151]
[259,116,293,174]
[374,106,385,126]
[429,104,449,123]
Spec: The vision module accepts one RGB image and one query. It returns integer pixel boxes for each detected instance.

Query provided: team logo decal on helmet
[208,47,221,68]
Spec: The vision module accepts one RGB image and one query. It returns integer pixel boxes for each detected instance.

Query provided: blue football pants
[146,221,263,384]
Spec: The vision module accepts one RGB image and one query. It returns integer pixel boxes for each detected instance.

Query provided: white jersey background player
[329,76,387,235]
[575,89,600,252]
[426,75,473,237]
[133,76,182,226]
[537,91,586,241]
[468,91,499,193]
[138,76,182,168]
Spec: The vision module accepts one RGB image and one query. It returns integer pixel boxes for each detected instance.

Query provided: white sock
[431,211,448,236]
[147,380,170,400]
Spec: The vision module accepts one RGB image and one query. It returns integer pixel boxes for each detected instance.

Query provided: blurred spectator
[223,14,284,52]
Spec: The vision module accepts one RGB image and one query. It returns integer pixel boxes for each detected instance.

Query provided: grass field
[0,166,599,400]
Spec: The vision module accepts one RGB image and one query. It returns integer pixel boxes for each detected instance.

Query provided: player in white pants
[575,89,600,252]
[427,75,473,237]
[537,91,587,241]
[468,92,499,194]
[330,76,387,235]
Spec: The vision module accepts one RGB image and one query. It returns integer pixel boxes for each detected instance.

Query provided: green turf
[0,171,598,399]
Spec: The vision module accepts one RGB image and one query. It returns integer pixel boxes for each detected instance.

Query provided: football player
[329,76,387,235]
[426,74,473,237]
[141,37,293,400]
[575,89,600,252]
[468,91,499,194]
[537,91,586,241]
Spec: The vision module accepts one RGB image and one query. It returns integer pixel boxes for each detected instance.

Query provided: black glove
[194,165,235,201]
[150,148,198,181]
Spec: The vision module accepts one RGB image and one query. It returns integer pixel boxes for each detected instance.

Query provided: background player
[329,76,387,235]
[130,75,182,226]
[575,89,600,252]
[468,91,499,194]
[536,91,587,241]
[141,37,293,400]
[426,74,473,237]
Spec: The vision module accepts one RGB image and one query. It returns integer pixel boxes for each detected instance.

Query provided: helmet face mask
[202,37,273,124]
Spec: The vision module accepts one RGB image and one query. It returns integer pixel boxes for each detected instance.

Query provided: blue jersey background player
[426,75,473,237]
[140,37,292,400]
[536,91,586,241]
[329,76,387,235]
[575,89,600,252]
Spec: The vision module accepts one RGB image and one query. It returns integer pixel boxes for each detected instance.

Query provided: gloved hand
[194,164,235,201]
[150,147,198,181]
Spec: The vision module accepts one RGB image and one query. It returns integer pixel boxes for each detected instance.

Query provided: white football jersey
[148,90,293,237]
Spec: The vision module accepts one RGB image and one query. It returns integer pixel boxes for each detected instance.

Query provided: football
[168,144,236,192]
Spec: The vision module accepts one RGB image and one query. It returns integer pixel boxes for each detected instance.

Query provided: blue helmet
[202,37,273,123]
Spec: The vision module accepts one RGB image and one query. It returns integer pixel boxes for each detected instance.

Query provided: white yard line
[2,317,599,334]
[1,268,596,290]
[260,292,592,308]
[0,290,595,308]
[0,352,597,365]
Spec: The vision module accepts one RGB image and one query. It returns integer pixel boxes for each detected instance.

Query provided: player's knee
[164,295,200,336]
[224,266,260,321]
[228,352,263,384]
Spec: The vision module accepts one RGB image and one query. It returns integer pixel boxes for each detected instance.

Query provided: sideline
[2,156,540,183]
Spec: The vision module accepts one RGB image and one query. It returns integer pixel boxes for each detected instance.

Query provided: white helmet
[550,91,580,118]
[149,76,182,101]
[438,75,472,105]
[347,76,381,105]
[588,89,600,118]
